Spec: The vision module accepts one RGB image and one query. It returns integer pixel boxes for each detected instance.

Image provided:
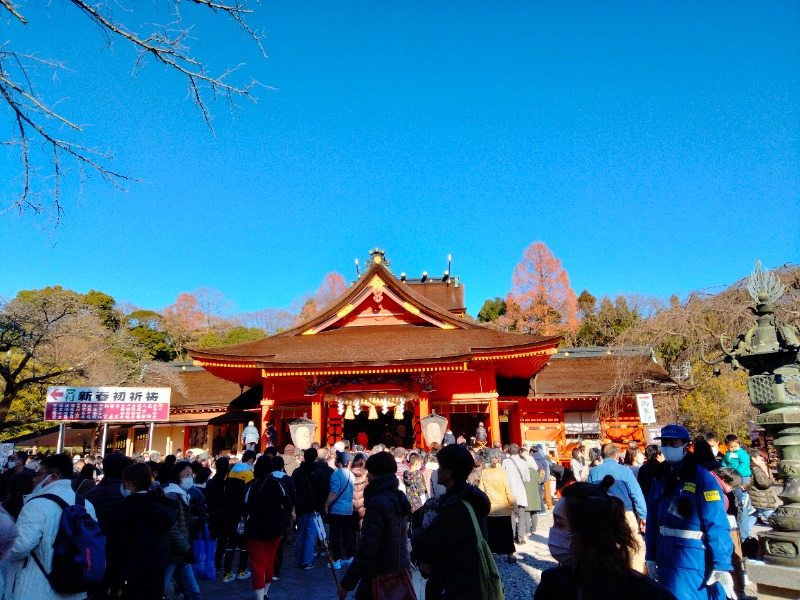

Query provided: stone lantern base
[746,559,800,600]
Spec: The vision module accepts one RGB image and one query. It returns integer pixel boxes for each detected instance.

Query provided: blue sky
[1,1,798,316]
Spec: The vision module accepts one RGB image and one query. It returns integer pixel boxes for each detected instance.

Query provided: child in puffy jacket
[721,435,752,482]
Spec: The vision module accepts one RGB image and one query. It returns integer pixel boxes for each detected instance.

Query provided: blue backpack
[30,494,106,593]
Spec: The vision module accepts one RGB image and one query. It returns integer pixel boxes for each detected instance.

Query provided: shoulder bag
[371,501,416,600]
[323,471,351,523]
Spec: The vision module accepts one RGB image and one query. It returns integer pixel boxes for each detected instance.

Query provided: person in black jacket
[3,459,35,520]
[636,444,663,500]
[270,455,296,580]
[339,451,412,600]
[291,448,323,569]
[411,444,492,600]
[202,456,229,569]
[244,455,292,600]
[534,476,676,600]
[85,452,133,600]
[118,462,178,600]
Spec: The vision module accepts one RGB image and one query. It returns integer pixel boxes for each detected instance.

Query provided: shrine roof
[190,324,560,368]
[154,367,243,410]
[533,352,676,398]
[189,259,561,369]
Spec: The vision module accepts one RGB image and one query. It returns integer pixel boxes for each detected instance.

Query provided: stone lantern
[702,262,800,598]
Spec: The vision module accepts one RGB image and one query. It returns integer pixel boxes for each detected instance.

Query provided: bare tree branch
[0,0,26,23]
[1,0,266,224]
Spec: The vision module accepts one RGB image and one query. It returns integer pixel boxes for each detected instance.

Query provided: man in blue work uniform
[645,425,736,600]
[588,443,648,572]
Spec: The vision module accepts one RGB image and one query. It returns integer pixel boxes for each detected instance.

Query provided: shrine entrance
[341,409,414,448]
[448,412,484,444]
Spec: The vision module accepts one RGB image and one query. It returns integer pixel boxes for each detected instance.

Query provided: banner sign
[45,386,171,422]
[636,393,657,425]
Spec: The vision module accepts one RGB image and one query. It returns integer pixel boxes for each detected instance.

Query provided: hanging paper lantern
[420,412,448,447]
[289,416,317,450]
[344,405,355,420]
[368,404,378,420]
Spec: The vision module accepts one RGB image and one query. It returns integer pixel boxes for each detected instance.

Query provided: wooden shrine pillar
[311,394,324,446]
[206,424,214,452]
[125,428,135,456]
[488,392,501,445]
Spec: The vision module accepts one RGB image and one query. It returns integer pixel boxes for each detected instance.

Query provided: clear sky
[1,1,798,316]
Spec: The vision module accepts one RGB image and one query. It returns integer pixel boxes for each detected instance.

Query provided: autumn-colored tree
[313,272,347,310]
[292,272,348,324]
[162,292,205,358]
[503,242,579,342]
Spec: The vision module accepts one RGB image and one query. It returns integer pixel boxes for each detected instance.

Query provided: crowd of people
[0,422,779,600]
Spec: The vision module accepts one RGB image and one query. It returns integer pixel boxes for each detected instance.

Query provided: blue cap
[657,424,690,440]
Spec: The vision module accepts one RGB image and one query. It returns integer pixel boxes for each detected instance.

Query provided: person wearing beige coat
[479,449,518,562]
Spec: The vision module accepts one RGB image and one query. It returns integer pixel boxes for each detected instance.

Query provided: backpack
[30,494,106,594]
[460,499,505,600]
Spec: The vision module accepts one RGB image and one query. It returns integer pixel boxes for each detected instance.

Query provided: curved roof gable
[275,260,481,337]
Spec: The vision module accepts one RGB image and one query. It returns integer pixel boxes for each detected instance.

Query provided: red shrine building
[188,251,673,453]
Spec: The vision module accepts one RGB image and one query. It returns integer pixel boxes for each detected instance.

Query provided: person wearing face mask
[704,433,723,461]
[535,476,676,600]
[3,453,99,600]
[159,461,202,600]
[116,463,178,599]
[645,425,735,600]
[2,454,36,520]
[0,451,28,507]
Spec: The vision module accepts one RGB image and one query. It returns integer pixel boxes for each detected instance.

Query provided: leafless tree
[235,308,296,335]
[608,263,799,435]
[1,0,265,225]
[194,286,234,333]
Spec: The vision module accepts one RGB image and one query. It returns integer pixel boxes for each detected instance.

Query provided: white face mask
[662,445,687,464]
[31,474,52,496]
[548,527,573,564]
[6,461,17,470]
[179,476,194,491]
[120,484,132,498]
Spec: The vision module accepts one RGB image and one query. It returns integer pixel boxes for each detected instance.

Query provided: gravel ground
[493,510,556,600]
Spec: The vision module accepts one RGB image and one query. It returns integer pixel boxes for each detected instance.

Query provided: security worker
[645,425,735,600]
